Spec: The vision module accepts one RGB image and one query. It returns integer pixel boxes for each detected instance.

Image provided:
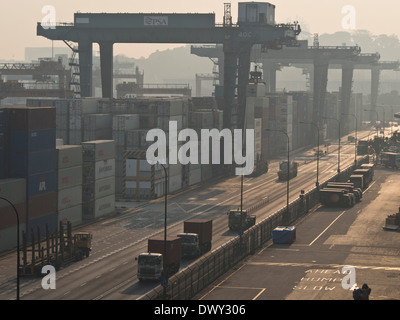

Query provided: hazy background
[1,0,400,60]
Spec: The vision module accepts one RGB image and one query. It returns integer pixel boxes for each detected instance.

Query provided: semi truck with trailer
[278,161,298,181]
[320,188,355,208]
[177,219,213,258]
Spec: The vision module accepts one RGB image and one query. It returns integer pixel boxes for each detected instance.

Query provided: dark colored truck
[178,219,213,258]
[357,140,369,155]
[381,152,400,169]
[278,161,298,181]
[137,236,182,281]
[320,188,355,207]
[227,209,256,232]
[353,168,373,188]
[349,174,365,190]
[325,182,362,202]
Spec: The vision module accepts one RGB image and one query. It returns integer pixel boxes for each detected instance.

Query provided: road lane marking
[308,210,346,246]
[253,288,266,300]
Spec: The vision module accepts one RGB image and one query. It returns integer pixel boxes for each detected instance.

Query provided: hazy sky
[1,0,400,61]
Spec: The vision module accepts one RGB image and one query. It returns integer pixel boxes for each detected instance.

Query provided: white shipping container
[113,114,140,131]
[57,185,83,211]
[169,174,182,193]
[189,168,201,186]
[57,145,83,169]
[83,176,115,201]
[58,204,82,227]
[83,194,115,220]
[57,166,83,190]
[82,140,116,162]
[84,114,112,131]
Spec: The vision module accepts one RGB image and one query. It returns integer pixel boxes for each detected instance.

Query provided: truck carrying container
[325,182,362,202]
[178,219,212,258]
[278,161,298,181]
[137,236,182,281]
[353,168,373,187]
[272,226,296,244]
[357,140,369,155]
[320,188,355,207]
[349,174,365,190]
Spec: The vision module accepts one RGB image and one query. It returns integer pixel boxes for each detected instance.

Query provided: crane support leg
[100,42,114,99]
[78,41,93,97]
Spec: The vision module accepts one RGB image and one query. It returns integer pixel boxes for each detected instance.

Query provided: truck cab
[177,233,200,258]
[74,232,92,259]
[228,209,256,232]
[137,253,163,281]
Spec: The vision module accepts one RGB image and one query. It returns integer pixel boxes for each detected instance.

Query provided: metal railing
[138,156,369,300]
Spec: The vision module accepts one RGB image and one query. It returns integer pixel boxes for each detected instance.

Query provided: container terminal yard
[1,1,400,305]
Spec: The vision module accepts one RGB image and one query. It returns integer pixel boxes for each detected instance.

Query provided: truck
[381,152,400,169]
[325,182,362,203]
[353,168,373,187]
[320,188,355,207]
[177,219,213,258]
[357,140,369,155]
[137,236,182,281]
[73,232,93,260]
[278,161,298,181]
[227,209,256,232]
[361,163,375,179]
[349,174,365,190]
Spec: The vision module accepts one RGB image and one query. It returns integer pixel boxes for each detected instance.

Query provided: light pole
[364,109,379,138]
[0,197,20,300]
[323,117,341,174]
[160,163,168,298]
[265,128,290,225]
[342,113,358,165]
[300,121,320,188]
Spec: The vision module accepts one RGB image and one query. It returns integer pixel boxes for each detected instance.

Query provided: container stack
[56,145,83,227]
[55,99,70,144]
[112,114,140,195]
[68,98,99,145]
[82,140,116,222]
[0,178,26,252]
[83,114,113,141]
[7,107,57,238]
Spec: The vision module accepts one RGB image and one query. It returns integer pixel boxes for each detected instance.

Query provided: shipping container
[0,202,26,229]
[56,145,83,169]
[28,191,57,220]
[26,171,57,198]
[238,2,275,25]
[10,149,56,176]
[57,166,83,190]
[57,185,82,211]
[112,114,140,131]
[57,204,82,227]
[0,223,26,252]
[82,194,115,221]
[10,129,55,153]
[27,213,57,240]
[83,158,115,181]
[83,176,115,202]
[7,107,56,131]
[0,178,26,209]
[82,140,115,162]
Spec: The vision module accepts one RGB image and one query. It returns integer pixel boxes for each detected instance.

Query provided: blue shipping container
[26,213,57,241]
[10,129,56,152]
[10,149,56,176]
[271,226,296,244]
[26,171,57,197]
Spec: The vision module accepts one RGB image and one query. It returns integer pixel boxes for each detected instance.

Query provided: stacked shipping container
[56,145,83,227]
[82,140,116,221]
[7,107,57,239]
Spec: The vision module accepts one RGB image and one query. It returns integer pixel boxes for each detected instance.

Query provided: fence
[139,156,369,300]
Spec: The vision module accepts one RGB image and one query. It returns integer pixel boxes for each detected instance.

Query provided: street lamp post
[300,121,320,188]
[364,109,379,138]
[160,163,168,298]
[342,113,358,165]
[0,197,20,300]
[323,117,341,174]
[265,129,290,225]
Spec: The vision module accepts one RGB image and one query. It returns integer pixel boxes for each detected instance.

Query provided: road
[0,126,390,300]
[194,167,400,300]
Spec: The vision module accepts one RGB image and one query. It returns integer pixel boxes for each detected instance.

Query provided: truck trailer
[325,182,362,203]
[177,219,213,258]
[320,188,355,207]
[137,236,182,281]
